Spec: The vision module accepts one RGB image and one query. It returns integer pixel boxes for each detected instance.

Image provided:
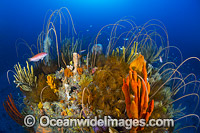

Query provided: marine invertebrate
[79,57,129,118]
[61,37,81,65]
[139,43,163,64]
[73,52,78,75]
[55,68,64,79]
[13,61,37,91]
[39,74,59,102]
[34,61,58,75]
[23,73,58,103]
[91,44,103,55]
[46,75,58,93]
[77,67,83,75]
[111,46,126,62]
[3,94,25,126]
[43,35,52,65]
[36,124,52,133]
[126,41,138,64]
[42,8,77,68]
[78,74,93,89]
[47,75,56,89]
[122,61,154,132]
[64,68,73,77]
[38,102,43,109]
[129,54,145,73]
[78,54,82,67]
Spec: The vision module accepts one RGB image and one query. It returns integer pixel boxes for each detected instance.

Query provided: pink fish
[28,52,47,62]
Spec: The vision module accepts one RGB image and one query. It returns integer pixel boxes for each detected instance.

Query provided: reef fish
[159,56,163,63]
[79,50,86,53]
[28,52,47,62]
[123,38,129,41]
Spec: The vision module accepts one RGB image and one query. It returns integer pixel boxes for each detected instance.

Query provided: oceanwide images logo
[39,116,146,129]
[24,115,174,129]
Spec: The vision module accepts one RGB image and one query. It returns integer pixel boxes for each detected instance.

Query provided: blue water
[0,0,200,132]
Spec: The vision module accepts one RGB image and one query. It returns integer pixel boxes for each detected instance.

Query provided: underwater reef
[4,8,200,133]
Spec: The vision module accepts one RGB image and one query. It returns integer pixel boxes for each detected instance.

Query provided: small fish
[79,50,86,53]
[70,61,73,65]
[159,56,163,63]
[118,46,125,50]
[89,25,93,27]
[28,52,47,62]
[123,38,129,41]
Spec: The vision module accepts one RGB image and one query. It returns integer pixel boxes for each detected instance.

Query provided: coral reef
[77,56,129,119]
[4,8,198,133]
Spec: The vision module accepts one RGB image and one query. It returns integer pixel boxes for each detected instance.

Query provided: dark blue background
[0,0,199,132]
